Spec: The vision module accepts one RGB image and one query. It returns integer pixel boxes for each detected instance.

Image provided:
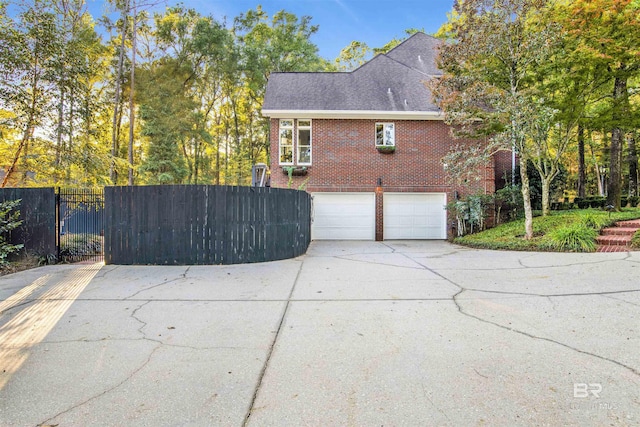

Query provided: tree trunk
[231,96,242,184]
[66,88,73,184]
[215,114,221,185]
[577,124,586,198]
[2,106,36,188]
[541,176,551,217]
[194,136,199,185]
[591,142,605,197]
[224,122,229,184]
[21,135,29,184]
[181,139,193,184]
[628,132,638,200]
[128,0,137,186]
[607,75,627,211]
[519,156,534,239]
[110,6,128,185]
[55,85,65,183]
[2,44,40,188]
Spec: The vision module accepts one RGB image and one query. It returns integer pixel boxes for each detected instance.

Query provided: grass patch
[0,252,47,277]
[455,208,640,252]
[60,233,103,259]
[548,224,598,252]
[631,230,640,249]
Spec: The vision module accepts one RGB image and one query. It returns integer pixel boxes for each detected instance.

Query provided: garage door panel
[384,193,446,240]
[312,193,375,240]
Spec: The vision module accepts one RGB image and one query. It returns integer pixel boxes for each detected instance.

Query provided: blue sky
[89,0,454,60]
[199,0,454,59]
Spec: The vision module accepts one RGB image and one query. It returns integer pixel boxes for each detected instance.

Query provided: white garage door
[384,193,447,239]
[312,193,375,240]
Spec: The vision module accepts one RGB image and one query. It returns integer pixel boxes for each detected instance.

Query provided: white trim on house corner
[262,109,444,120]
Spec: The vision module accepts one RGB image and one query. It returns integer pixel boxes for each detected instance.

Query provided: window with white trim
[279,119,294,164]
[297,120,312,165]
[375,122,395,146]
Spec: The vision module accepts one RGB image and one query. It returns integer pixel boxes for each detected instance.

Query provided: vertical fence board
[103,185,310,265]
[0,188,56,259]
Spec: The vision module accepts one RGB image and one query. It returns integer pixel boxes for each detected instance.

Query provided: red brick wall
[270,118,496,196]
[269,118,499,239]
[494,150,514,190]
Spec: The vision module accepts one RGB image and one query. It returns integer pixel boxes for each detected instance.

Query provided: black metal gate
[57,188,105,263]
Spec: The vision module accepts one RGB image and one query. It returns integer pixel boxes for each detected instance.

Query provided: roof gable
[263,32,443,119]
[383,32,442,77]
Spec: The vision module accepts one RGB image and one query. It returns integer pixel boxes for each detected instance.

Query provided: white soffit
[261,109,444,121]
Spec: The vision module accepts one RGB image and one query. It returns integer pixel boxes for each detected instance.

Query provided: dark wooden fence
[104,185,311,265]
[0,187,57,259]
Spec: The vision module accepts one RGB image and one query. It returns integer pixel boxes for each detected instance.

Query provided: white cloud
[333,0,361,23]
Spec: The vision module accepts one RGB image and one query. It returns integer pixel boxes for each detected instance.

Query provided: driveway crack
[601,294,640,308]
[37,299,168,425]
[463,288,640,298]
[243,259,304,426]
[398,251,640,378]
[124,266,190,300]
[38,343,161,426]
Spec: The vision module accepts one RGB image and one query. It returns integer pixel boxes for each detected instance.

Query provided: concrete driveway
[0,241,638,426]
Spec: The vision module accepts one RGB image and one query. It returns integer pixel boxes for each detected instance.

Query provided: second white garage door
[312,193,375,240]
[384,193,447,239]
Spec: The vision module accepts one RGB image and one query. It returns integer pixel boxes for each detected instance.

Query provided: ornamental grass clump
[549,223,598,252]
[580,211,608,230]
[631,230,640,249]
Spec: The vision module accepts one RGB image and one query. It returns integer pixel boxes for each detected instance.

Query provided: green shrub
[631,230,640,249]
[0,199,24,266]
[59,233,102,258]
[622,196,640,207]
[448,193,494,236]
[580,211,608,230]
[548,223,598,252]
[495,183,523,222]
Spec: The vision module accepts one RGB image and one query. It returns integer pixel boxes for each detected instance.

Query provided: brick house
[262,33,509,241]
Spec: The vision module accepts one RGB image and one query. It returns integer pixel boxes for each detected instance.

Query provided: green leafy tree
[558,0,640,210]
[137,58,191,184]
[372,28,425,55]
[433,0,559,238]
[230,7,326,183]
[334,40,371,71]
[50,0,110,186]
[154,6,231,184]
[137,7,231,184]
[1,0,62,187]
[233,6,326,98]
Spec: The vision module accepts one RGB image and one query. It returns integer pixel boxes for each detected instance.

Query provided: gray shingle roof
[263,32,442,115]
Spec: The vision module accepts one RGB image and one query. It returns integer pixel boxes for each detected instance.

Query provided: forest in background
[0,0,638,212]
[0,1,337,188]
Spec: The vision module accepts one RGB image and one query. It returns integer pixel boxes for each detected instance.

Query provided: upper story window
[375,123,395,147]
[297,120,312,165]
[279,119,312,166]
[279,119,294,164]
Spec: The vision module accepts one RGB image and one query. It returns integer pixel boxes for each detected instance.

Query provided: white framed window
[375,122,395,147]
[297,119,312,165]
[279,119,294,164]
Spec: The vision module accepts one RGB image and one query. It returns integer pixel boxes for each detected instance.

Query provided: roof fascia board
[262,109,444,120]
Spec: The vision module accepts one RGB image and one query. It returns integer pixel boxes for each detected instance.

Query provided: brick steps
[597,245,631,253]
[616,220,640,228]
[596,220,640,252]
[600,227,639,236]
